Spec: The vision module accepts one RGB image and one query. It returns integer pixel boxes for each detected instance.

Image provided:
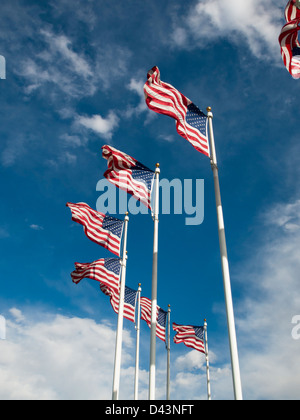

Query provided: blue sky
[1,0,300,400]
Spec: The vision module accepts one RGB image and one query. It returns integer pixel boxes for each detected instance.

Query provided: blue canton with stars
[193,326,204,340]
[185,103,207,137]
[158,308,167,328]
[131,161,155,191]
[102,216,124,238]
[124,286,138,306]
[104,258,121,276]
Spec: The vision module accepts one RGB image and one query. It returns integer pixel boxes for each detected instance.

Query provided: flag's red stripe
[66,202,122,256]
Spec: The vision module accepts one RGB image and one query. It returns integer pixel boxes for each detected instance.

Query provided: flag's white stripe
[72,264,120,289]
[71,210,121,251]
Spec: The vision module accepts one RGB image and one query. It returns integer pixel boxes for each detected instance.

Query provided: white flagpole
[166,304,171,401]
[206,107,243,400]
[134,283,142,400]
[149,163,160,400]
[204,319,211,401]
[112,212,129,400]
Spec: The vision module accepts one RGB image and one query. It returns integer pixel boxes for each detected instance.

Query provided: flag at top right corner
[144,66,210,157]
[279,1,300,79]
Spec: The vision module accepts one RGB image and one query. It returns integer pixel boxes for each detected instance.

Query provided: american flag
[279,18,300,79]
[172,323,205,354]
[100,283,137,323]
[140,296,167,342]
[102,145,155,210]
[71,258,120,291]
[66,202,124,256]
[285,0,300,22]
[157,308,167,343]
[144,66,210,157]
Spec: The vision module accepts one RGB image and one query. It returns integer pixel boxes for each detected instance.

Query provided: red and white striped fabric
[140,296,166,342]
[71,258,120,291]
[100,283,137,323]
[144,66,209,157]
[279,18,300,79]
[172,323,205,354]
[102,145,155,210]
[66,202,124,256]
[285,0,300,22]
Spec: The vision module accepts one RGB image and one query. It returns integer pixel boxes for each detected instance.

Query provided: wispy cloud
[170,0,283,60]
[1,135,26,167]
[75,111,120,141]
[233,197,300,399]
[40,29,93,79]
[29,224,44,231]
[0,227,10,239]
[18,29,96,98]
[122,78,148,118]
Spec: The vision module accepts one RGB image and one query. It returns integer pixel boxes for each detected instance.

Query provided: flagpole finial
[124,211,129,222]
[206,107,212,112]
[155,162,160,175]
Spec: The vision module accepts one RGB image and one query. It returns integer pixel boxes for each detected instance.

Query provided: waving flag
[71,258,120,291]
[144,66,209,157]
[102,145,155,210]
[285,0,300,22]
[157,308,167,343]
[66,202,124,256]
[279,18,300,79]
[279,1,300,78]
[100,283,137,323]
[173,323,205,354]
[140,296,166,342]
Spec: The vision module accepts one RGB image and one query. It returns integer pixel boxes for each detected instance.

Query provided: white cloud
[264,199,300,232]
[29,224,44,231]
[18,26,132,99]
[18,28,96,98]
[1,135,26,167]
[123,78,148,118]
[60,134,83,148]
[75,111,119,140]
[158,134,175,143]
[232,197,300,399]
[170,0,283,60]
[0,309,135,400]
[40,29,93,79]
[0,306,232,400]
[170,197,300,400]
[9,308,25,323]
[175,349,206,371]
